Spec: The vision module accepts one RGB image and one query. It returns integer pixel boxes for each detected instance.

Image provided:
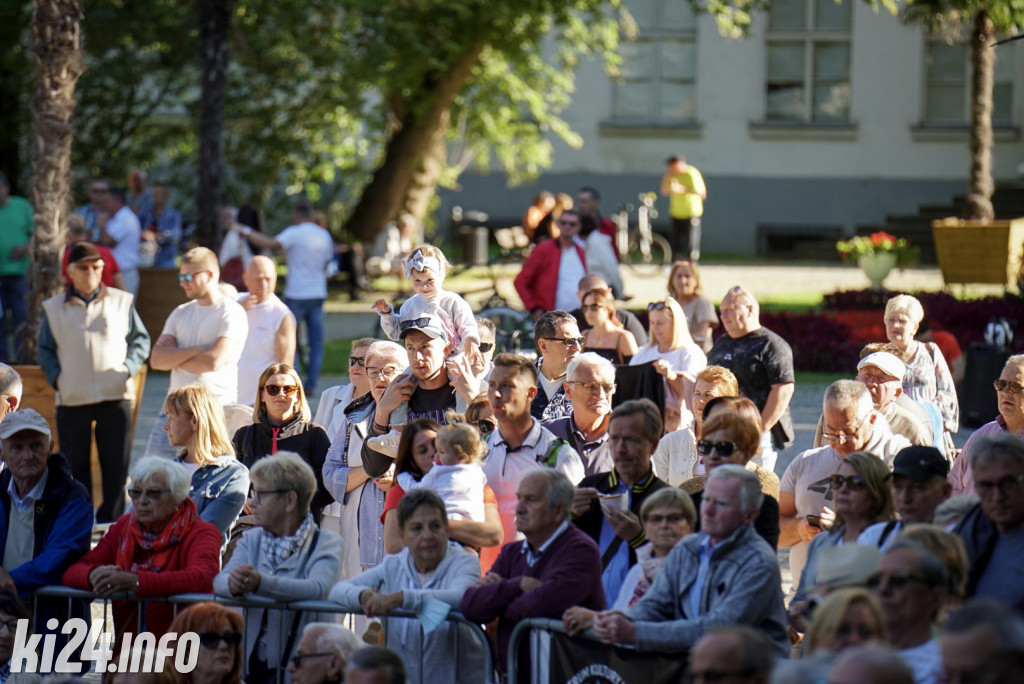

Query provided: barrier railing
[32,586,496,684]
[506,617,686,684]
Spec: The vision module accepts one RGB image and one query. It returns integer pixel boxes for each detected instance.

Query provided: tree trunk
[25,0,85,363]
[966,10,995,222]
[401,110,450,222]
[344,46,484,242]
[196,0,230,249]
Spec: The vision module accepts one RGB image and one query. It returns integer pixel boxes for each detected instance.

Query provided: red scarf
[115,498,198,573]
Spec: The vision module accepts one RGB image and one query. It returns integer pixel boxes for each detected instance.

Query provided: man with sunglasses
[955,432,1024,613]
[531,311,584,421]
[569,275,647,347]
[544,353,617,476]
[287,622,365,684]
[236,255,297,404]
[514,210,587,318]
[148,246,248,457]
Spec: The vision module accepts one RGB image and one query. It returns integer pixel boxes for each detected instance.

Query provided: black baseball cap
[892,446,949,483]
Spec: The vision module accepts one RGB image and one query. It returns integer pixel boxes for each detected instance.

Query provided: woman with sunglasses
[580,288,638,364]
[165,602,244,684]
[232,363,333,519]
[214,453,342,682]
[629,297,706,432]
[163,384,249,548]
[792,451,895,616]
[681,409,781,548]
[667,260,717,353]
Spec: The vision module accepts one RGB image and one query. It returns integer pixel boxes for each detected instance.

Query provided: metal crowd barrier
[32,586,496,683]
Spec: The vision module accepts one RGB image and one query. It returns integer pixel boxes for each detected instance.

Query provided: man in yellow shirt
[661,155,707,261]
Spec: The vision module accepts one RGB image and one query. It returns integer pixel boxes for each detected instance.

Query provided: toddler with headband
[373,244,481,362]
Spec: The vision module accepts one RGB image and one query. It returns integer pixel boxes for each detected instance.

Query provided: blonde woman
[667,260,717,353]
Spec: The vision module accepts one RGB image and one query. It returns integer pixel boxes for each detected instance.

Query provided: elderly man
[707,286,795,473]
[873,538,950,684]
[530,311,584,421]
[344,646,406,684]
[0,172,32,362]
[147,247,247,456]
[236,255,297,403]
[780,380,910,583]
[514,210,587,317]
[462,468,604,669]
[949,354,1024,497]
[287,622,364,684]
[572,399,667,602]
[61,218,124,290]
[544,352,616,476]
[859,446,950,548]
[570,275,647,346]
[480,354,584,548]
[38,242,151,522]
[955,432,1024,611]
[97,186,141,295]
[941,599,1024,684]
[686,626,776,684]
[592,464,789,656]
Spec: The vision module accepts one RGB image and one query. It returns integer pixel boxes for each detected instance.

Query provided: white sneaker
[367,430,401,458]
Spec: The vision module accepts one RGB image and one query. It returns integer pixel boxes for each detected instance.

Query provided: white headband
[403,250,445,279]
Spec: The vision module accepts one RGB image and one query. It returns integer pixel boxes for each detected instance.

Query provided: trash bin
[451,206,490,266]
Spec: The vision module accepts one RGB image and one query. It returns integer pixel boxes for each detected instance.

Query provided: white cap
[857,352,906,382]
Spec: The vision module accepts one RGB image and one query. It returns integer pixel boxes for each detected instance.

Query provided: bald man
[236,255,296,403]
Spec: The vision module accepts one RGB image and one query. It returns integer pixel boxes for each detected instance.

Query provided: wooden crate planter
[136,267,187,341]
[932,218,1024,290]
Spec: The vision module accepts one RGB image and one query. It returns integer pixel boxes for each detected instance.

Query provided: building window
[924,40,1013,124]
[612,0,697,122]
[765,0,852,122]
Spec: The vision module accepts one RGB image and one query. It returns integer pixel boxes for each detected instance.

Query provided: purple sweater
[461,523,605,668]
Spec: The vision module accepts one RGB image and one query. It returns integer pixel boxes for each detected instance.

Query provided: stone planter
[857,252,898,289]
[932,218,1024,291]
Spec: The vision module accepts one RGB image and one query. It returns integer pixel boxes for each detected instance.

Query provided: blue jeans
[286,297,326,394]
[0,275,27,362]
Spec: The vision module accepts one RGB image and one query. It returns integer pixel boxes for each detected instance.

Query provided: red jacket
[62,514,221,639]
[514,238,587,313]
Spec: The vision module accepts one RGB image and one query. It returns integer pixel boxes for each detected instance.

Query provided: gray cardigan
[329,541,483,684]
[213,521,343,671]
[626,523,789,656]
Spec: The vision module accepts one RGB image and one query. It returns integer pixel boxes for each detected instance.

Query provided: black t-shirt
[408,384,457,424]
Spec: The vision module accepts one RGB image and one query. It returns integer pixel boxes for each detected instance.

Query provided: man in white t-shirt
[146,247,247,456]
[97,186,141,295]
[233,198,334,393]
[236,256,296,404]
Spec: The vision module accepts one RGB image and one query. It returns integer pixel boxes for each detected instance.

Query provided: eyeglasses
[975,473,1024,498]
[542,337,585,348]
[177,271,209,283]
[126,488,169,501]
[567,381,615,395]
[198,632,243,648]
[994,379,1024,394]
[478,342,494,354]
[581,304,602,312]
[866,571,932,591]
[348,356,366,368]
[829,474,867,491]
[249,488,289,503]
[821,413,870,443]
[696,440,739,457]
[645,513,686,525]
[366,366,401,380]
[289,652,334,668]
[0,619,20,634]
[476,419,495,434]
[264,384,298,397]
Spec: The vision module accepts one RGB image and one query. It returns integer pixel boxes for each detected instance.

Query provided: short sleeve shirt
[275,222,334,299]
[162,297,248,404]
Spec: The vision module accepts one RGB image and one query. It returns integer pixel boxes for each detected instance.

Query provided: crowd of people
[0,170,1021,684]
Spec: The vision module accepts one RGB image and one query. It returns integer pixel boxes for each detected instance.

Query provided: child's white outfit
[408,463,486,522]
[378,292,479,350]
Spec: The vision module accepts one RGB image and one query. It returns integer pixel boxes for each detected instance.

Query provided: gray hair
[0,365,22,405]
[609,399,663,444]
[968,432,1024,474]
[524,468,574,521]
[345,646,405,684]
[475,316,496,336]
[824,379,873,416]
[130,457,190,504]
[1004,354,1024,374]
[943,598,1024,654]
[366,340,408,366]
[250,451,317,512]
[302,622,364,661]
[885,294,924,326]
[352,337,379,351]
[707,463,764,512]
[567,352,616,386]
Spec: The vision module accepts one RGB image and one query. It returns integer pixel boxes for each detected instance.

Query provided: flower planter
[932,218,1024,290]
[857,252,898,289]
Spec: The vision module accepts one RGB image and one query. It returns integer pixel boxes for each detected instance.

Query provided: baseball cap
[857,352,906,382]
[398,314,450,342]
[0,409,52,440]
[68,242,103,265]
[892,445,949,483]
[809,544,882,592]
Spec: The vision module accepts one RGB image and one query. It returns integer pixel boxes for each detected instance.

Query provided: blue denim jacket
[190,456,250,547]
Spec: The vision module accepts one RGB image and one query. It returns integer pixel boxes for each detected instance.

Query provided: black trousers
[57,399,132,523]
[671,216,702,261]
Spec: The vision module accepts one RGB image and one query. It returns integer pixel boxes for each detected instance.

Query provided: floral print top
[903,341,959,449]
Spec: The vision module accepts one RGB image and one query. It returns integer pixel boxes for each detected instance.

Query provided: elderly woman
[63,458,221,639]
[580,288,637,364]
[165,602,244,684]
[232,363,333,517]
[214,452,342,682]
[562,487,695,636]
[651,365,738,487]
[884,294,958,455]
[667,260,717,353]
[329,489,483,684]
[163,384,249,546]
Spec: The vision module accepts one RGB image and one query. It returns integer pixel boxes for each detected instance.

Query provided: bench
[757,223,844,259]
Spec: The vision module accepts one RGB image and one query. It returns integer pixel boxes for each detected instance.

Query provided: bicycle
[614,192,673,274]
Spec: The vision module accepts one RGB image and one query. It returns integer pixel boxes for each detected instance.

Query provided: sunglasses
[696,440,739,457]
[828,474,867,491]
[348,356,366,368]
[542,337,585,348]
[399,317,434,331]
[177,271,209,283]
[126,487,169,501]
[289,652,334,668]
[264,384,298,397]
[994,379,1024,394]
[477,419,495,434]
[198,631,243,649]
[866,572,932,591]
[478,342,494,354]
